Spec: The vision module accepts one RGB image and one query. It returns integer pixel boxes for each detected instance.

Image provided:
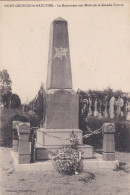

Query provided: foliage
[83,117,105,149]
[114,121,129,152]
[13,111,40,127]
[82,117,130,152]
[10,94,21,108]
[27,113,40,128]
[0,108,23,147]
[1,92,12,108]
[0,69,12,100]
[28,83,46,121]
[13,113,29,122]
[77,87,127,101]
[0,70,21,109]
[0,104,41,147]
[113,163,129,173]
[70,130,79,148]
[53,146,83,175]
[1,93,21,109]
[79,172,96,183]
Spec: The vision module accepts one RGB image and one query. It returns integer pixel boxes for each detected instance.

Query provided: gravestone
[109,96,115,118]
[94,99,98,117]
[36,18,93,160]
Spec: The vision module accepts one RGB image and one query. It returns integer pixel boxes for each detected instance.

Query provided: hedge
[0,108,129,152]
[0,108,40,147]
[0,108,23,147]
[83,117,130,152]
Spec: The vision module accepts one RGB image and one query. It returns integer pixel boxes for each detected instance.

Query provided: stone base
[45,90,79,129]
[13,140,18,152]
[83,153,119,170]
[35,143,93,160]
[10,150,53,172]
[37,128,83,146]
[10,151,119,172]
[102,152,115,161]
[13,145,18,152]
[18,154,30,164]
[79,145,93,159]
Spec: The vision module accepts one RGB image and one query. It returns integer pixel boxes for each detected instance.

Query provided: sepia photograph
[0,0,130,194]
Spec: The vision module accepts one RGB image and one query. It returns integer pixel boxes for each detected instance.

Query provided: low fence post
[17,122,30,164]
[102,123,115,161]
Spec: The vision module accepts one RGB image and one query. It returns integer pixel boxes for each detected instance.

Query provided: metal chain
[44,132,70,140]
[83,126,103,138]
[38,125,103,141]
[30,126,40,130]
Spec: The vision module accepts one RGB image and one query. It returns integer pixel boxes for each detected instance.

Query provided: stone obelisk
[45,17,79,129]
[47,17,72,89]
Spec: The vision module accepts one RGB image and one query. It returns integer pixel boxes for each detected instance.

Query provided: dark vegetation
[0,69,129,152]
[82,117,130,152]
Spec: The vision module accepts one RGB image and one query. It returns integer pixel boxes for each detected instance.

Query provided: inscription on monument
[54,46,68,60]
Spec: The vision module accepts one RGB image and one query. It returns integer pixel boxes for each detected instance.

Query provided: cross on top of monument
[46,17,72,90]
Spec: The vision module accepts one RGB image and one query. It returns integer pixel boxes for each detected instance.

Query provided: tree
[31,83,46,121]
[2,92,12,108]
[0,69,12,106]
[10,94,21,108]
[0,70,12,97]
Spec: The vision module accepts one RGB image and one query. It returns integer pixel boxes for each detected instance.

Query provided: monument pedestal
[35,142,93,160]
[37,128,83,146]
[45,89,79,129]
[36,128,93,160]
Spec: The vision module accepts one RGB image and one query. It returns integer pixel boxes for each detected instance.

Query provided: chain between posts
[82,126,103,138]
[31,125,103,141]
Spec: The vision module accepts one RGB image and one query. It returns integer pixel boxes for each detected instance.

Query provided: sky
[0,1,130,103]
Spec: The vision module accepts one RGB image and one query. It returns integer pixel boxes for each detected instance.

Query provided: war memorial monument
[36,17,93,160]
[10,17,119,171]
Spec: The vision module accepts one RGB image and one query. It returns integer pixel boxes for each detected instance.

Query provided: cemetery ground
[0,147,130,195]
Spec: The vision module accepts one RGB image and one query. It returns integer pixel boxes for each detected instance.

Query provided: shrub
[115,122,129,152]
[83,116,130,152]
[27,114,40,128]
[13,114,29,122]
[0,108,23,147]
[83,117,110,149]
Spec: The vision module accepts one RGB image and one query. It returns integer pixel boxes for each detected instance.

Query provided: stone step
[35,142,93,160]
[10,150,119,172]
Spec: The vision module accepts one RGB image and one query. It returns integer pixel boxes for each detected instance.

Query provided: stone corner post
[102,123,115,161]
[17,122,30,164]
